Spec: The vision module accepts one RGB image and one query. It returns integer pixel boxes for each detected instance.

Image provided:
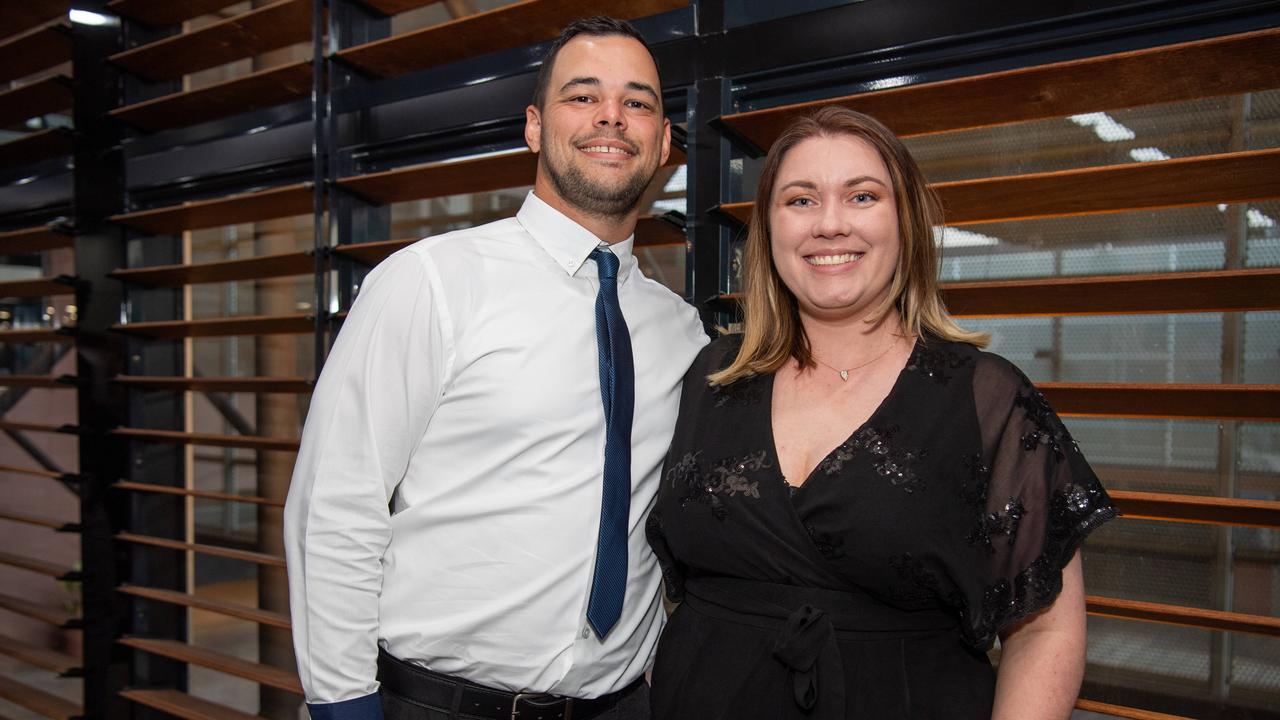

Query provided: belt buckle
[510,693,573,720]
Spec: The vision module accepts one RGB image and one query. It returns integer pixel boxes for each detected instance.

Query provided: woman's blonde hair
[709,106,987,386]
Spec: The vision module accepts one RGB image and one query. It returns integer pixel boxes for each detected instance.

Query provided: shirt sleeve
[959,354,1117,649]
[284,248,453,714]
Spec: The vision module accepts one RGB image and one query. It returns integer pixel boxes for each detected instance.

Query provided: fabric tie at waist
[683,577,957,715]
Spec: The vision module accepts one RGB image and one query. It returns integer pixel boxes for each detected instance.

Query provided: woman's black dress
[646,335,1116,719]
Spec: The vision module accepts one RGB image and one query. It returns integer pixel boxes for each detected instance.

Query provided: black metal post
[70,3,131,717]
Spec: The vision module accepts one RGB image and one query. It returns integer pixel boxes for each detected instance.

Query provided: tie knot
[591,247,620,281]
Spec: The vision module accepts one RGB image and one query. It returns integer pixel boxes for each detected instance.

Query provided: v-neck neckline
[767,336,921,494]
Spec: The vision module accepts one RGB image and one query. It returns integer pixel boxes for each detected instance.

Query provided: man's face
[525,34,671,220]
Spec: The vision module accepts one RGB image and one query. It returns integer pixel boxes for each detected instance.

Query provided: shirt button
[581,627,590,639]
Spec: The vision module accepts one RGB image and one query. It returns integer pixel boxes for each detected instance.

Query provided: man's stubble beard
[541,129,657,221]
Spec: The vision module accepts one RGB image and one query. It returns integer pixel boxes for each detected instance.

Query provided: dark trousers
[379,668,650,720]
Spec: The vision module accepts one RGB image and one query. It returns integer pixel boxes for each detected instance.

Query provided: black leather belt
[377,648,642,720]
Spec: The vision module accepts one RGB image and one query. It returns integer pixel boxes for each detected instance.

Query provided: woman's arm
[991,551,1087,720]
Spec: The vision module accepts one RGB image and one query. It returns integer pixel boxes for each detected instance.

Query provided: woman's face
[768,134,900,325]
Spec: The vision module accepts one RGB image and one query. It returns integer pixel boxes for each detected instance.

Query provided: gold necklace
[811,336,900,381]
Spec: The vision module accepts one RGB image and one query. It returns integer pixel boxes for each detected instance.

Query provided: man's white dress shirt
[284,191,708,715]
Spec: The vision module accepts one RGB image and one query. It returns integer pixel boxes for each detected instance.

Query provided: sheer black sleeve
[960,353,1117,649]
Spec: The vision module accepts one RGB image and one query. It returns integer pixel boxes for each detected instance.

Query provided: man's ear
[659,117,671,166]
[525,105,542,153]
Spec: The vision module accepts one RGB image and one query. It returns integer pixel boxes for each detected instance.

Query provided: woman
[646,107,1116,719]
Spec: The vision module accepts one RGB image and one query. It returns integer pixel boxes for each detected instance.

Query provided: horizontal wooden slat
[336,0,687,78]
[330,214,683,266]
[112,427,300,452]
[4,0,66,38]
[113,480,284,507]
[339,149,537,205]
[119,637,301,694]
[0,374,76,388]
[111,182,313,235]
[121,688,266,720]
[106,0,242,28]
[0,276,75,298]
[722,27,1280,152]
[111,0,311,81]
[120,584,290,629]
[0,21,71,85]
[117,532,287,568]
[937,148,1280,225]
[1109,490,1280,529]
[0,226,73,255]
[330,238,414,265]
[0,673,81,720]
[0,76,72,127]
[0,327,74,343]
[635,214,685,247]
[340,145,683,205]
[357,0,437,14]
[0,592,78,627]
[1087,595,1280,637]
[1041,383,1280,421]
[718,148,1280,226]
[1074,699,1192,720]
[0,128,74,168]
[113,313,314,338]
[0,550,77,579]
[109,59,312,133]
[0,464,68,479]
[112,250,313,287]
[0,420,66,434]
[941,268,1280,317]
[114,375,312,393]
[0,632,80,675]
[0,509,78,531]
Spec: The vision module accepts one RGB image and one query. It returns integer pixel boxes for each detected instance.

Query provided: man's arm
[284,249,452,719]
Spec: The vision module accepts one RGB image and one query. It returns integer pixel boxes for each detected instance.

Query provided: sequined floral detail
[967,497,1025,553]
[889,553,967,608]
[711,377,763,408]
[816,440,859,475]
[817,425,925,492]
[805,524,846,560]
[959,453,990,507]
[889,553,940,602]
[672,449,770,520]
[1014,385,1078,460]
[964,479,1117,649]
[645,511,685,601]
[857,426,926,493]
[906,343,972,384]
[1050,482,1114,538]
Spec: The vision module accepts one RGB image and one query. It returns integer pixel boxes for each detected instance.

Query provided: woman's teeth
[805,253,861,266]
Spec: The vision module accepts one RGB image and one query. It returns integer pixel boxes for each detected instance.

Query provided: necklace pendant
[839,370,849,381]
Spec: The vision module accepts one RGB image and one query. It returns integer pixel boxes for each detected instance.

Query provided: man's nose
[594,99,626,129]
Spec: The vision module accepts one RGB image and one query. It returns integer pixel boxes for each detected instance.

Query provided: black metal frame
[1,0,1278,717]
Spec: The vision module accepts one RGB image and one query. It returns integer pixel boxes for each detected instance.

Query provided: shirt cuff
[306,693,383,720]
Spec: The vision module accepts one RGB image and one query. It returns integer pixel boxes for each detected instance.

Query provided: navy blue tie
[586,247,634,639]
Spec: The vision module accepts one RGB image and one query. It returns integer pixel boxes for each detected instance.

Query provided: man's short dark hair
[532,16,661,111]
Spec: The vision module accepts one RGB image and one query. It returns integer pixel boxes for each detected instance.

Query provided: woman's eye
[852,192,876,203]
[786,197,814,207]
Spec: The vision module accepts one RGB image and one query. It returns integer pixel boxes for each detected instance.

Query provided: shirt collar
[517,191,636,281]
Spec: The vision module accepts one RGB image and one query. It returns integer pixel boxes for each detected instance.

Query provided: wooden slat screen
[109,0,311,81]
[109,60,314,133]
[720,27,1280,151]
[335,0,688,78]
[0,21,72,85]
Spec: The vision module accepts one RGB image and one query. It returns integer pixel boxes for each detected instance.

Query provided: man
[284,16,708,720]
